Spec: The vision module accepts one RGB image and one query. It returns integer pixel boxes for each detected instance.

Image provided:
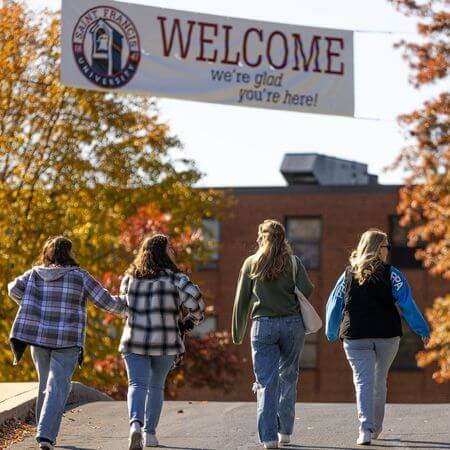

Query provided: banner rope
[353,29,419,35]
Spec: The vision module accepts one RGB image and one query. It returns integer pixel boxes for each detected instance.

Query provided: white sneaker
[263,442,279,449]
[39,443,54,450]
[144,433,159,447]
[357,430,371,445]
[278,433,291,444]
[129,422,143,450]
[372,428,382,439]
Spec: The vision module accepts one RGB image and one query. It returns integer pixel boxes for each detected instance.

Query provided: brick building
[190,153,449,403]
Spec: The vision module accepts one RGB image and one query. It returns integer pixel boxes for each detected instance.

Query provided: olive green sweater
[232,255,314,344]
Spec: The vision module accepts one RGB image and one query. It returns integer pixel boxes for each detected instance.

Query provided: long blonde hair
[349,229,388,285]
[249,220,292,281]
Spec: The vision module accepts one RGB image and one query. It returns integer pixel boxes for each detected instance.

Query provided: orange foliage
[389,0,449,381]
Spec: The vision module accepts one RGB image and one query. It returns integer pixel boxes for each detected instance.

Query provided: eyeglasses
[381,244,392,251]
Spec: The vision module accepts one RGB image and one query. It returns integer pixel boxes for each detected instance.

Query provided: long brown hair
[249,220,292,281]
[349,229,388,285]
[126,234,180,279]
[35,236,79,267]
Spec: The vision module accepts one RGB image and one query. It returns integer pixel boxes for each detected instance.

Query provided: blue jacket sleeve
[325,272,346,341]
[391,266,430,337]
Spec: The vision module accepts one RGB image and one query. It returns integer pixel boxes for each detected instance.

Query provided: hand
[179,319,195,334]
[422,336,430,347]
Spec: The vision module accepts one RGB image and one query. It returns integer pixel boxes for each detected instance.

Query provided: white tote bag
[291,256,322,334]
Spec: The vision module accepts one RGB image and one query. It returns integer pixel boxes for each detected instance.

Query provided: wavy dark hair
[35,236,79,267]
[126,234,180,279]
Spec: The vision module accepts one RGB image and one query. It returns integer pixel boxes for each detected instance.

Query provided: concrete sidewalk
[7,401,450,450]
[0,382,111,426]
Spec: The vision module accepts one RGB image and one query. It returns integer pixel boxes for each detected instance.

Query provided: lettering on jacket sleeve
[391,269,404,292]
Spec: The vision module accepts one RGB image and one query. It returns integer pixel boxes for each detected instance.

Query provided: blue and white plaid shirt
[8,266,126,352]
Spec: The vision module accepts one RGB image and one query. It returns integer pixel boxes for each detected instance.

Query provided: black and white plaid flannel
[119,270,205,356]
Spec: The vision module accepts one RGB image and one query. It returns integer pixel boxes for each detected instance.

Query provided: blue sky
[33,0,439,186]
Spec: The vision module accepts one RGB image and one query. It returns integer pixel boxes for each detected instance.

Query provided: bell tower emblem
[72,6,141,88]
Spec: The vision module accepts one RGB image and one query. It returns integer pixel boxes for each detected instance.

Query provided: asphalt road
[8,401,450,450]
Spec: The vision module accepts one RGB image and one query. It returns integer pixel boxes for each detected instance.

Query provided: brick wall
[184,186,450,403]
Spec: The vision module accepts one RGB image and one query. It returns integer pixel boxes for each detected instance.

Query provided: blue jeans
[343,337,400,433]
[30,346,79,444]
[123,353,175,434]
[251,315,305,443]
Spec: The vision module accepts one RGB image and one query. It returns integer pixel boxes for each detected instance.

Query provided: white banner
[61,0,354,116]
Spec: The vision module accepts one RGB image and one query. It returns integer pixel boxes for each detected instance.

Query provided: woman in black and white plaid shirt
[119,234,205,450]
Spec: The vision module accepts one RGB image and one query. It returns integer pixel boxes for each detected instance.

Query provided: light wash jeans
[343,337,400,433]
[30,346,79,444]
[123,353,175,434]
[251,315,305,443]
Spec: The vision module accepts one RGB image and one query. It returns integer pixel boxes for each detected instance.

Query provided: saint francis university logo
[72,6,141,88]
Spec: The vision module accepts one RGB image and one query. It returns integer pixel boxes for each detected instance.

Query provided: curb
[0,382,111,426]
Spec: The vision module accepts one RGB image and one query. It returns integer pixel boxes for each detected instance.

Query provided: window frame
[391,318,424,372]
[388,215,423,270]
[285,216,323,271]
[285,216,322,369]
[299,331,319,370]
[198,218,221,271]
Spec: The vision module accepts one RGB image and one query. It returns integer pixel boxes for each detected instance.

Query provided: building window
[389,216,423,269]
[286,217,322,270]
[392,319,423,370]
[300,332,318,369]
[190,316,217,338]
[198,219,220,270]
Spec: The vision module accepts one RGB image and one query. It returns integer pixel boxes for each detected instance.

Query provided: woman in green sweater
[232,219,314,449]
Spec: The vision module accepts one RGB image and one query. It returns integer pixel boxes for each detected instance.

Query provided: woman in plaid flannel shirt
[119,234,205,450]
[8,236,127,450]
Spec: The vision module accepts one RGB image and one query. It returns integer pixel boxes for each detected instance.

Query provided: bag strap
[344,266,352,302]
[291,255,297,286]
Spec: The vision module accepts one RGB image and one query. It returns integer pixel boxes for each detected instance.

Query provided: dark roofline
[201,184,402,195]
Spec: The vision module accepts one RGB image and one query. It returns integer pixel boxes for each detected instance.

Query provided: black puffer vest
[339,263,402,340]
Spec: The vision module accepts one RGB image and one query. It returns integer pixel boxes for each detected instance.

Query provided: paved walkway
[0,383,38,407]
[8,401,450,450]
[0,383,38,425]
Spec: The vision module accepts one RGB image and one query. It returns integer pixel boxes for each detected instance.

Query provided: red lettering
[157,16,196,59]
[292,33,322,72]
[221,25,240,65]
[325,37,344,75]
[266,31,288,69]
[243,28,263,67]
[196,22,218,62]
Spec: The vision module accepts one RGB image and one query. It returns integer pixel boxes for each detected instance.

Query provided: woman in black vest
[325,229,430,446]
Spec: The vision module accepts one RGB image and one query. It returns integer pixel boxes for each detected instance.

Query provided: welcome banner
[61,0,354,116]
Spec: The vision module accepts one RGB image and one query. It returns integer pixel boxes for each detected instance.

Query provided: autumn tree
[0,1,230,385]
[388,0,449,381]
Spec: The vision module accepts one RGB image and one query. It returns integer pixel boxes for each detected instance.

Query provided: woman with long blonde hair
[232,220,314,449]
[326,229,430,446]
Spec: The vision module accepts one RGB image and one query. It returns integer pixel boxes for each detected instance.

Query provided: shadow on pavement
[280,440,450,450]
[57,447,96,450]
[376,438,450,449]
[57,447,215,450]
[159,447,215,450]
[54,442,450,450]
